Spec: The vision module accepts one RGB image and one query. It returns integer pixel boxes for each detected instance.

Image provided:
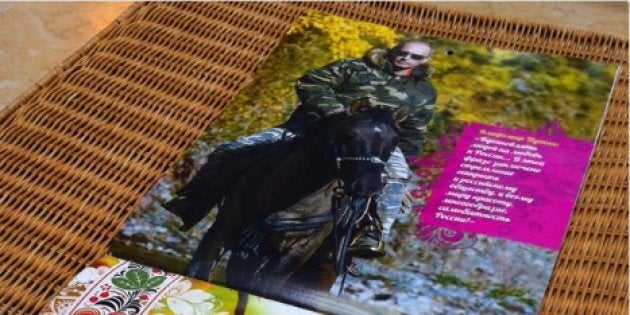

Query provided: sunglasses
[396,51,427,60]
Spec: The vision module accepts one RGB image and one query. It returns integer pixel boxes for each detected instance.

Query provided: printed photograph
[108,11,617,315]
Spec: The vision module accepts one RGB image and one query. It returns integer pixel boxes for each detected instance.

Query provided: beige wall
[0,2,627,111]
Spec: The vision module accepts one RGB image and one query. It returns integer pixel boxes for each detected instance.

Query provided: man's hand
[327,108,347,115]
[349,96,376,114]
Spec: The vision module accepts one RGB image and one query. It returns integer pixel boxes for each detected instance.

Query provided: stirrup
[347,226,385,259]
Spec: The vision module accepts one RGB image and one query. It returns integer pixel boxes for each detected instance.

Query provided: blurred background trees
[203,11,403,143]
[203,11,615,147]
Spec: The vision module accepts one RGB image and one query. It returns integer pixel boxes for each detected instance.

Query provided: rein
[238,178,371,295]
[335,156,386,170]
[238,148,384,253]
[328,150,389,294]
[239,115,394,294]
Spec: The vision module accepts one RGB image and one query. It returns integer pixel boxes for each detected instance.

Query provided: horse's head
[331,100,406,197]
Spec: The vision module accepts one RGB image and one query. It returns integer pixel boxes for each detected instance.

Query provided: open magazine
[49,11,618,315]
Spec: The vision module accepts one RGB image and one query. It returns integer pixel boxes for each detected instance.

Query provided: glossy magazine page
[101,11,618,315]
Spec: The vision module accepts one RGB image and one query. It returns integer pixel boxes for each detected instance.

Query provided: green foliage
[434,273,483,291]
[489,284,537,307]
[428,41,615,139]
[202,11,402,143]
[434,274,537,308]
[203,11,615,146]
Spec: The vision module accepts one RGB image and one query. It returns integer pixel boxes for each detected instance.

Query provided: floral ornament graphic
[44,260,181,315]
[87,265,167,314]
[82,263,169,314]
[42,266,111,315]
[111,267,166,291]
[417,224,478,249]
[152,279,225,315]
[409,124,478,249]
[44,256,320,315]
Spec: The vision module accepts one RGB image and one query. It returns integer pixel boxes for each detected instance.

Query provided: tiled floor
[0,2,627,111]
[0,2,130,108]
[436,2,628,37]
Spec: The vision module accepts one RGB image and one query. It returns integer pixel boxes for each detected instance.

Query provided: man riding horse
[165,39,437,260]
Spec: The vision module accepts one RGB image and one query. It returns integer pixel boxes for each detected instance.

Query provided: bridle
[335,156,386,170]
[330,150,390,294]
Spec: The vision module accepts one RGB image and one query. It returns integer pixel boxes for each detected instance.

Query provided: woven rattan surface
[0,2,627,314]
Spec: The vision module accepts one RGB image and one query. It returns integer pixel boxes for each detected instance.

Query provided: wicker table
[0,3,626,314]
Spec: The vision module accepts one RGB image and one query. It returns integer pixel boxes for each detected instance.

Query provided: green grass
[434,274,537,309]
[434,273,483,291]
[489,284,537,307]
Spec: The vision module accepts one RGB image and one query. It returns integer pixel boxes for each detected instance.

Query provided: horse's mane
[234,112,349,164]
[232,107,401,181]
[303,107,401,140]
[349,107,402,135]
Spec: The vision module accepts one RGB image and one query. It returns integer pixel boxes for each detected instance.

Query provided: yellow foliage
[205,11,614,144]
[289,11,402,59]
[208,11,404,142]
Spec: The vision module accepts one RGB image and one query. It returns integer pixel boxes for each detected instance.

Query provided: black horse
[168,104,405,296]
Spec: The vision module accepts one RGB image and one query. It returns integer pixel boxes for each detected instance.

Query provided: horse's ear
[349,97,374,115]
[392,107,410,123]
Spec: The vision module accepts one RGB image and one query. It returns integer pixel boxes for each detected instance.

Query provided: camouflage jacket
[284,48,437,156]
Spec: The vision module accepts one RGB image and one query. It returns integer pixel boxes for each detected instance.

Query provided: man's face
[391,42,432,70]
